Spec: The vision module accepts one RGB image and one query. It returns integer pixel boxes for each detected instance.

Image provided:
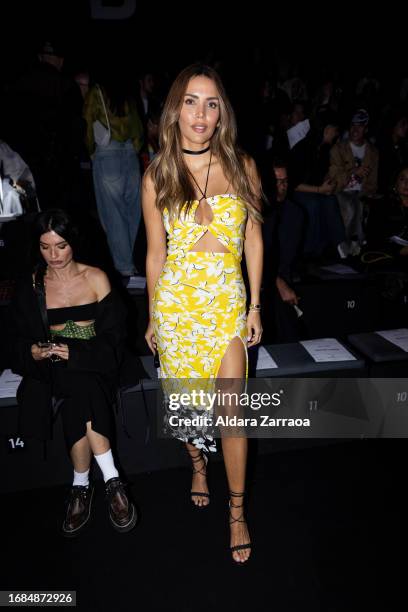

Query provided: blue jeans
[292,192,346,256]
[93,139,141,275]
[336,191,365,244]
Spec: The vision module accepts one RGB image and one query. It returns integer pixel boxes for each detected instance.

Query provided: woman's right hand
[145,321,157,354]
[31,344,51,361]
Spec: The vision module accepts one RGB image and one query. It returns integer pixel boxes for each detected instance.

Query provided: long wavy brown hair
[147,64,263,223]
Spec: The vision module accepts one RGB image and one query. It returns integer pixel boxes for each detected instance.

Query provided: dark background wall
[1,0,404,83]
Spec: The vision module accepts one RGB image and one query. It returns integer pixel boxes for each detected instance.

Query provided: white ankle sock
[94,449,119,483]
[73,469,90,487]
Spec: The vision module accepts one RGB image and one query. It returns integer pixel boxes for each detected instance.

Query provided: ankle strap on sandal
[229,490,246,509]
[190,454,204,463]
[229,490,246,521]
[187,448,208,476]
[187,449,206,462]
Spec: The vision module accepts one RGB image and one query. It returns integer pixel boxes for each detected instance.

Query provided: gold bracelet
[248,303,261,311]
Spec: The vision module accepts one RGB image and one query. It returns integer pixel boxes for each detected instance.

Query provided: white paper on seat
[287,119,310,150]
[390,235,408,246]
[320,264,359,275]
[0,369,22,399]
[376,329,408,353]
[256,346,278,369]
[300,339,357,362]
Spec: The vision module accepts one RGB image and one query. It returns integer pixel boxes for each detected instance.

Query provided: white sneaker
[337,242,349,259]
[349,241,361,256]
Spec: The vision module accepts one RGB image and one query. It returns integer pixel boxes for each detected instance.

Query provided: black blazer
[9,275,128,441]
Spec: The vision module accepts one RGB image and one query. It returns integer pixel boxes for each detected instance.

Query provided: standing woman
[83,68,144,282]
[142,64,263,563]
[10,209,137,536]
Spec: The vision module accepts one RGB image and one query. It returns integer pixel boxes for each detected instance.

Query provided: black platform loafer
[105,477,137,533]
[62,484,94,537]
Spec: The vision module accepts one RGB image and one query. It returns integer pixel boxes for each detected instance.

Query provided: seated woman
[10,209,137,536]
[377,108,408,196]
[366,166,408,262]
[262,161,304,342]
[288,110,346,258]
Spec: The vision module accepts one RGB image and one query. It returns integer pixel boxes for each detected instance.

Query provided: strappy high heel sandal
[187,448,210,509]
[229,490,252,562]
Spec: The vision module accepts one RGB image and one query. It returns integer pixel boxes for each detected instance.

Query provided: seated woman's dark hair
[31,209,80,271]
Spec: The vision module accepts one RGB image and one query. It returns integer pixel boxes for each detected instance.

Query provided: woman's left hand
[49,343,69,360]
[246,311,263,347]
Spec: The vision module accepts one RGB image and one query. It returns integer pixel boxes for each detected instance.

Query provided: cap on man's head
[39,40,65,57]
[351,108,369,126]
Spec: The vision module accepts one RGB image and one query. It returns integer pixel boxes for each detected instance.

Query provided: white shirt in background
[344,142,366,192]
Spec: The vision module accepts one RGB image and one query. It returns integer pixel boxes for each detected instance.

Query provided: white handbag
[0,179,23,217]
[93,85,111,147]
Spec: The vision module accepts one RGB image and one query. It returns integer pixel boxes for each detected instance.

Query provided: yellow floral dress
[152,194,249,450]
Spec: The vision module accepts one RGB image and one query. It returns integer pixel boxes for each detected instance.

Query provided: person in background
[281,65,308,103]
[74,70,90,101]
[69,68,94,212]
[140,107,161,172]
[329,109,379,255]
[263,161,303,303]
[0,138,37,216]
[262,161,304,341]
[289,109,347,258]
[0,139,36,195]
[366,166,408,262]
[377,108,408,195]
[312,76,341,120]
[136,69,160,132]
[83,66,144,284]
[6,40,83,211]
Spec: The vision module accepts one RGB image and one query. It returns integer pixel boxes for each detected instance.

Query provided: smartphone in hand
[38,341,54,349]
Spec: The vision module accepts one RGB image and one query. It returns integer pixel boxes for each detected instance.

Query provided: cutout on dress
[50,319,95,332]
[190,198,230,253]
[189,231,231,253]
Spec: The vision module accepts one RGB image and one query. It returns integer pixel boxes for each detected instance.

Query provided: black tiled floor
[1,441,392,611]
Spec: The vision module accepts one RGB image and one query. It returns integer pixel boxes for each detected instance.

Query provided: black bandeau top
[47,302,98,325]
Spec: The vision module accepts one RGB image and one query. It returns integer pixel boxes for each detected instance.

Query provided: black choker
[182,146,210,155]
